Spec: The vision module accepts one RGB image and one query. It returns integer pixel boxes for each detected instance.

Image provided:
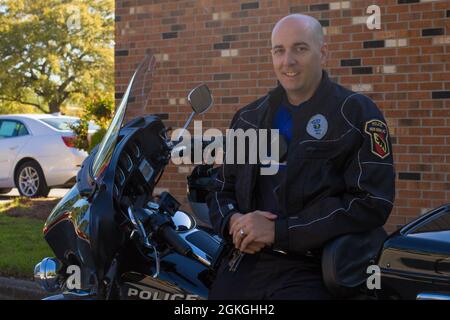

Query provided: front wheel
[15,161,50,198]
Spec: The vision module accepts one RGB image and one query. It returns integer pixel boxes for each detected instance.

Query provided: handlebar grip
[160,225,192,257]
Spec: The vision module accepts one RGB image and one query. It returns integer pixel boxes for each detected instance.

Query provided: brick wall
[115,0,450,233]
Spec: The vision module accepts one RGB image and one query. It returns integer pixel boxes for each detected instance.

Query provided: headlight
[34,257,62,292]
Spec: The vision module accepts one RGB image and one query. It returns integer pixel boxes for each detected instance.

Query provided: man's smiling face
[271,16,327,103]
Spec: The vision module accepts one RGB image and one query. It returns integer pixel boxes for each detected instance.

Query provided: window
[0,120,29,138]
[40,117,99,131]
[39,117,78,131]
[407,208,450,242]
[410,211,450,234]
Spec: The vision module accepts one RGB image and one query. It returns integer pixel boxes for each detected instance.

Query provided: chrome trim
[138,158,154,182]
[128,207,160,278]
[125,152,133,172]
[150,246,160,278]
[34,257,62,292]
[172,210,196,231]
[147,201,159,210]
[63,290,93,298]
[131,141,141,158]
[177,229,216,267]
[416,293,450,300]
[128,207,150,248]
[117,167,125,185]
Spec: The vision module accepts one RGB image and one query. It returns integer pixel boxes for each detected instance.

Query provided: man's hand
[227,213,266,254]
[228,212,243,229]
[229,211,277,252]
[239,241,266,254]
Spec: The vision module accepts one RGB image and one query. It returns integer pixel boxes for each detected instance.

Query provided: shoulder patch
[364,119,390,159]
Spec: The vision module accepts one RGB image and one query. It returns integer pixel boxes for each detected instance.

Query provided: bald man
[207,14,395,299]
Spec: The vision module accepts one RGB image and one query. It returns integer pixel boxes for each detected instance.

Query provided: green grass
[0,197,32,212]
[0,214,52,278]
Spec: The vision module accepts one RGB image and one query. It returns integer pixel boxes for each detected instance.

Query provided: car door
[0,119,32,182]
[378,205,450,299]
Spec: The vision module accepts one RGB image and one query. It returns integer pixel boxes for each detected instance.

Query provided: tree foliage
[70,93,113,152]
[0,0,114,114]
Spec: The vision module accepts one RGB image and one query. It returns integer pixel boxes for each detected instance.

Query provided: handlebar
[159,224,192,257]
[130,205,214,270]
[144,207,193,258]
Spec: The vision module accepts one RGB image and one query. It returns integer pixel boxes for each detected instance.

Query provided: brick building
[115,0,450,232]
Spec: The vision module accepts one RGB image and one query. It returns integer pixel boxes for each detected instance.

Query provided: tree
[0,0,114,114]
[70,93,114,152]
[0,97,36,114]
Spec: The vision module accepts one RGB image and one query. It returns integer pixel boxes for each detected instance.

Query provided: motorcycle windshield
[90,54,156,181]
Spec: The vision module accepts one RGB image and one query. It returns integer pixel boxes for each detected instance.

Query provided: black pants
[208,250,333,300]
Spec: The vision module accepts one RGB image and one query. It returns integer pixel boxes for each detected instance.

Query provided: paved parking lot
[0,188,69,204]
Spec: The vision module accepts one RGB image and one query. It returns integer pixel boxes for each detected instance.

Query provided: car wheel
[15,161,50,198]
[0,188,12,194]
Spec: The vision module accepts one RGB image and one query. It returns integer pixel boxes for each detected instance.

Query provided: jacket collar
[258,70,332,129]
[268,70,332,106]
[238,70,333,129]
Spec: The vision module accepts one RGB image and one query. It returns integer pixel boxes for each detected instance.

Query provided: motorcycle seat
[321,227,387,298]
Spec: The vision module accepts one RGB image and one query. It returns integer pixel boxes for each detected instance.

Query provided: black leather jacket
[207,71,395,254]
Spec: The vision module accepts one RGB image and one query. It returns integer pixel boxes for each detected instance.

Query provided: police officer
[207,14,395,300]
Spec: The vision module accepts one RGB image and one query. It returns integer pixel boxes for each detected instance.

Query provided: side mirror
[174,84,213,143]
[188,84,213,115]
[172,210,196,231]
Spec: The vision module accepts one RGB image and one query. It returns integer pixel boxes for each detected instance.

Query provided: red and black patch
[364,119,390,159]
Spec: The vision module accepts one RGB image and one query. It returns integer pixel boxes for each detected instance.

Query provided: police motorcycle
[34,54,450,300]
[34,54,226,300]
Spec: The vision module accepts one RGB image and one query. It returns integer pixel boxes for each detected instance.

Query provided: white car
[0,114,98,197]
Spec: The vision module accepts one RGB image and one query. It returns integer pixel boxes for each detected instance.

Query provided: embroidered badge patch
[306,114,328,140]
[364,119,390,159]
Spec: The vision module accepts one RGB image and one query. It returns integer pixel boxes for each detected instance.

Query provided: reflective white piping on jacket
[289,194,370,229]
[361,162,394,166]
[298,128,353,146]
[360,160,395,200]
[369,195,394,206]
[357,148,362,191]
[216,192,224,217]
[214,94,270,218]
[340,93,363,136]
[214,177,225,184]
[358,155,395,204]
[238,95,270,129]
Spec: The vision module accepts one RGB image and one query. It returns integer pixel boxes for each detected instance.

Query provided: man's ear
[320,42,328,66]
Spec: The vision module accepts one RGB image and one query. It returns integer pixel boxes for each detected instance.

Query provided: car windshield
[90,54,155,182]
[40,117,99,131]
